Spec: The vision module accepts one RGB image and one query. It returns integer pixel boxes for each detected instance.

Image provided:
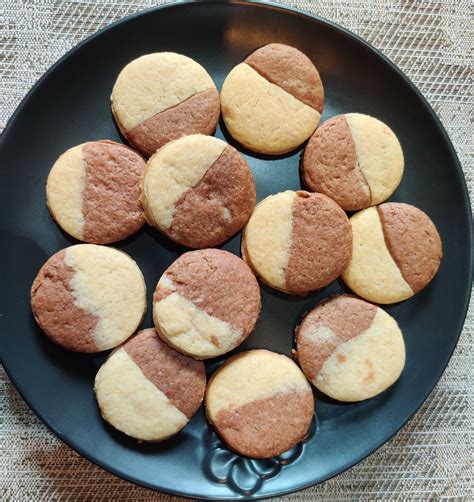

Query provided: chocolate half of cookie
[245,43,324,113]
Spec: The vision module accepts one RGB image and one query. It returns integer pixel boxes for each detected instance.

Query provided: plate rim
[1,0,472,499]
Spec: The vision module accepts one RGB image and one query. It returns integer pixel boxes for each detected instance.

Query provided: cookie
[221,43,324,155]
[302,114,404,211]
[31,244,147,352]
[46,140,145,244]
[153,249,260,359]
[205,349,314,458]
[342,203,442,303]
[296,295,405,402]
[242,190,352,295]
[111,52,220,156]
[141,135,256,248]
[95,328,206,442]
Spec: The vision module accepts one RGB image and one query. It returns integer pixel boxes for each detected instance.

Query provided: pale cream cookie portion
[315,308,405,401]
[153,286,242,360]
[345,113,404,206]
[141,135,226,229]
[342,207,413,303]
[65,244,147,350]
[221,63,320,154]
[111,52,216,131]
[206,349,310,417]
[242,191,295,290]
[46,145,86,240]
[95,347,188,441]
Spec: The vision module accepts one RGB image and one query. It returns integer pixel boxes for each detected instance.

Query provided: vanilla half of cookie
[153,249,261,359]
[302,113,404,211]
[205,349,314,458]
[141,134,256,248]
[31,244,147,352]
[111,52,220,156]
[221,43,324,154]
[95,328,206,442]
[296,295,405,402]
[46,140,145,244]
[242,190,352,295]
[342,203,442,304]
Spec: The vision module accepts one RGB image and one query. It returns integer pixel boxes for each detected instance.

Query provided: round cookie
[46,140,145,244]
[221,43,324,155]
[31,244,147,352]
[141,135,256,248]
[302,113,404,211]
[342,203,442,304]
[95,328,206,442]
[242,190,352,295]
[205,349,314,458]
[296,295,405,402]
[111,52,220,156]
[153,249,260,359]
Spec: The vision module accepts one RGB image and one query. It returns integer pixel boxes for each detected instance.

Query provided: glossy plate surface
[0,1,471,499]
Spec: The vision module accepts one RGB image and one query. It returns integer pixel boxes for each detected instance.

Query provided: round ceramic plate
[0,1,471,499]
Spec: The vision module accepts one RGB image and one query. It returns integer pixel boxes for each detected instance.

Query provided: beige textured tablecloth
[1,1,472,499]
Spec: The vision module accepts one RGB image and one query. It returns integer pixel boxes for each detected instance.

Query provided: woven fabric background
[1,0,472,500]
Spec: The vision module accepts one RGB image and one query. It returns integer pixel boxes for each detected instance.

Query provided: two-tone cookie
[221,43,324,155]
[153,249,260,359]
[111,52,220,156]
[141,135,256,248]
[205,349,314,458]
[46,140,145,244]
[302,114,404,211]
[296,295,405,402]
[242,190,352,295]
[31,244,146,352]
[95,328,206,442]
[342,203,442,303]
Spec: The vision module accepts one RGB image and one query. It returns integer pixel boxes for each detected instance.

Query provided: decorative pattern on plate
[203,417,317,496]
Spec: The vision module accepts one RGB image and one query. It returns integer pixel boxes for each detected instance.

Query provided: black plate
[1,1,471,499]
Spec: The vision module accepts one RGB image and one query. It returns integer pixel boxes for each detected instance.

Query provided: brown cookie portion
[302,115,371,211]
[285,192,352,293]
[82,141,145,244]
[123,328,206,418]
[377,203,442,293]
[296,296,377,380]
[245,43,324,113]
[212,390,314,458]
[125,89,220,157]
[155,249,260,336]
[168,146,256,248]
[30,250,98,352]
